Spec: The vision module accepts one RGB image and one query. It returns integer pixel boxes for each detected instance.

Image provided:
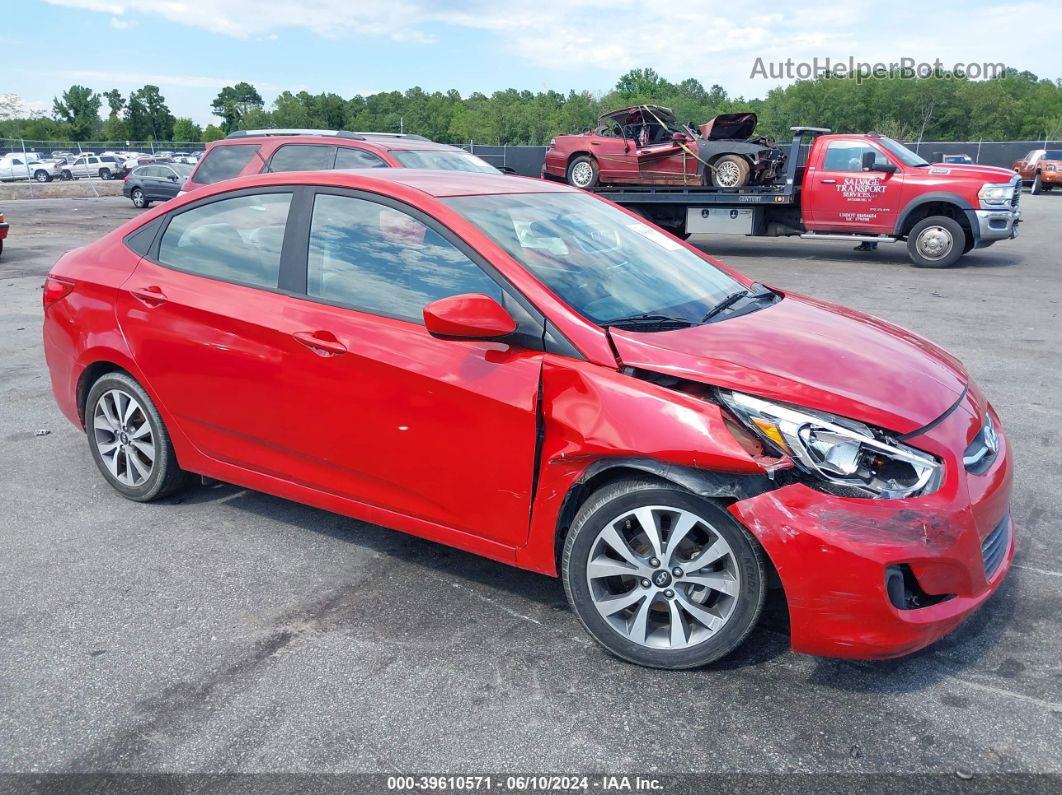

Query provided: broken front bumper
[729,390,1013,659]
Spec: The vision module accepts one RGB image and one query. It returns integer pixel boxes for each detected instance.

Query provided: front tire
[85,372,190,502]
[709,155,751,188]
[130,188,149,209]
[99,168,112,180]
[61,170,72,181]
[562,478,766,669]
[566,155,599,189]
[906,215,965,268]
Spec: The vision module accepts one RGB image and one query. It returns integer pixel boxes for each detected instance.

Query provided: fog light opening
[885,565,954,610]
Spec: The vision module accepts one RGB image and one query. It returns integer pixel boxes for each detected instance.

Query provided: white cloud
[55,69,291,92]
[110,17,136,29]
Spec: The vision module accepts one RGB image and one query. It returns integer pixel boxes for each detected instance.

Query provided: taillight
[43,276,75,307]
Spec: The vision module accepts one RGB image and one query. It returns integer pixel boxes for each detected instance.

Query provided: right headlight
[978,182,1013,206]
[719,390,943,499]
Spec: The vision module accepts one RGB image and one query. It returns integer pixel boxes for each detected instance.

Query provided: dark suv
[180,129,500,195]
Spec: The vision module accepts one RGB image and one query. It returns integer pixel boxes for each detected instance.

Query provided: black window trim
[265,143,339,173]
[145,185,299,296]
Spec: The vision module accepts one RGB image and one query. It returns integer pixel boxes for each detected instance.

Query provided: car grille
[981,515,1010,579]
[1012,182,1021,208]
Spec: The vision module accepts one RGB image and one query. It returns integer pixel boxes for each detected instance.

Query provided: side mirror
[423,293,516,341]
[862,150,897,174]
[496,165,517,174]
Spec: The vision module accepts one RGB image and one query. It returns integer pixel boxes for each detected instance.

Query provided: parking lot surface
[0,195,1059,775]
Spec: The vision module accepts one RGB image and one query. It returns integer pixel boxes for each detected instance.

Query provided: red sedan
[42,169,1013,668]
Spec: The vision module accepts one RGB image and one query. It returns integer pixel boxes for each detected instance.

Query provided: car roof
[214,168,574,198]
[208,134,463,153]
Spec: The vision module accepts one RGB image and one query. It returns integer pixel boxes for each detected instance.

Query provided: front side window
[306,193,502,322]
[391,150,498,174]
[268,144,335,172]
[334,147,388,169]
[194,144,260,184]
[875,137,928,167]
[158,192,292,288]
[445,192,745,326]
[823,141,890,171]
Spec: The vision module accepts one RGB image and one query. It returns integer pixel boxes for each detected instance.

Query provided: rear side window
[193,144,260,184]
[334,147,388,169]
[268,144,335,172]
[306,193,501,322]
[158,192,292,288]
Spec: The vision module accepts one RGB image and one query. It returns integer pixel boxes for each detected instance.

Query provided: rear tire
[906,216,965,268]
[566,155,599,189]
[61,170,72,181]
[562,477,766,669]
[710,155,751,188]
[1031,174,1042,195]
[33,169,50,183]
[99,168,112,180]
[85,372,191,502]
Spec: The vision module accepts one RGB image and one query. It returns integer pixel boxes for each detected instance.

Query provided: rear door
[805,139,904,233]
[117,187,303,473]
[279,189,543,545]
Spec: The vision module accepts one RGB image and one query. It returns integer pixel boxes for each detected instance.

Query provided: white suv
[64,154,122,180]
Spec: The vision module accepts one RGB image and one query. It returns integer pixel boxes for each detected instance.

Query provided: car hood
[609,293,968,435]
[698,113,758,141]
[926,163,1016,181]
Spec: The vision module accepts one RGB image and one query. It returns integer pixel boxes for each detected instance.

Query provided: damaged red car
[43,169,1012,668]
[543,105,784,188]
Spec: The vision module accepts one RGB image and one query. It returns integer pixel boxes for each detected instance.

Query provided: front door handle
[820,178,837,184]
[130,285,167,306]
[293,330,347,356]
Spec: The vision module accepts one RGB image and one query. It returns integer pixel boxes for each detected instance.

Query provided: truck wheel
[566,156,599,188]
[99,168,112,180]
[1031,174,1043,195]
[710,155,751,188]
[61,170,72,181]
[33,169,51,183]
[907,216,965,268]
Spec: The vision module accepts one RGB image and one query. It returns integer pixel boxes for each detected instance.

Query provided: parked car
[0,209,7,257]
[0,154,61,182]
[180,129,499,194]
[43,168,1013,669]
[123,163,194,208]
[934,153,975,165]
[543,105,785,188]
[64,154,123,180]
[1012,148,1062,194]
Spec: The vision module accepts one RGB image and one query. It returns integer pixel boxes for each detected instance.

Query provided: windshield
[876,137,929,167]
[444,192,746,326]
[392,150,499,174]
[1046,150,1062,160]
[172,163,195,175]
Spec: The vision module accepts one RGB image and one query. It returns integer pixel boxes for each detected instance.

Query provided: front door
[806,139,904,233]
[116,189,300,474]
[280,190,542,545]
[590,126,639,184]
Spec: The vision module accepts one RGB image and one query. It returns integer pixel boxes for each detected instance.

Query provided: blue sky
[5,0,1061,126]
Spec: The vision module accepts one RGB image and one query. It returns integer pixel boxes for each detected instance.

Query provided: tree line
[2,67,1061,147]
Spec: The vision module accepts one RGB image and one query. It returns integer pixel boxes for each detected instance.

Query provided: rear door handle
[293,330,347,356]
[820,178,837,184]
[130,285,167,306]
[590,141,601,145]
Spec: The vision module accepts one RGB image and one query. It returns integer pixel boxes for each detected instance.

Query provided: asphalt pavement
[0,194,1059,776]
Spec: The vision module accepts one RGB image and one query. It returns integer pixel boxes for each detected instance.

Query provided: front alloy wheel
[563,478,766,669]
[131,188,147,208]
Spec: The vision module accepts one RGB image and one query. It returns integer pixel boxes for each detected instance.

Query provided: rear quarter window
[193,144,261,184]
[334,147,388,169]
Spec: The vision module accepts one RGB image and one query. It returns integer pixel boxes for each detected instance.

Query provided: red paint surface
[43,169,1014,660]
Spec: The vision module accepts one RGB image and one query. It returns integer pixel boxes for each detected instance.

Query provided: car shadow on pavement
[168,481,793,669]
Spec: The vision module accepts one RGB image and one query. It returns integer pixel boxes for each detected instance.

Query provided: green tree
[202,124,226,142]
[102,89,125,118]
[52,85,101,141]
[210,82,264,132]
[101,114,129,142]
[172,117,202,142]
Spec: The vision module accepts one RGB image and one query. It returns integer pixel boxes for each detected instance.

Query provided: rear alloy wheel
[710,155,751,188]
[907,215,965,268]
[566,155,599,189]
[130,188,148,209]
[1031,174,1043,195]
[86,372,190,502]
[99,168,112,180]
[563,478,766,669]
[33,169,51,183]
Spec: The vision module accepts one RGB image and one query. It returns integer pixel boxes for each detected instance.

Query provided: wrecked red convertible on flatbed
[543,104,785,188]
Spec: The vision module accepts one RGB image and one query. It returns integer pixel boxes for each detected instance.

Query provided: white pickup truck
[0,154,62,182]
